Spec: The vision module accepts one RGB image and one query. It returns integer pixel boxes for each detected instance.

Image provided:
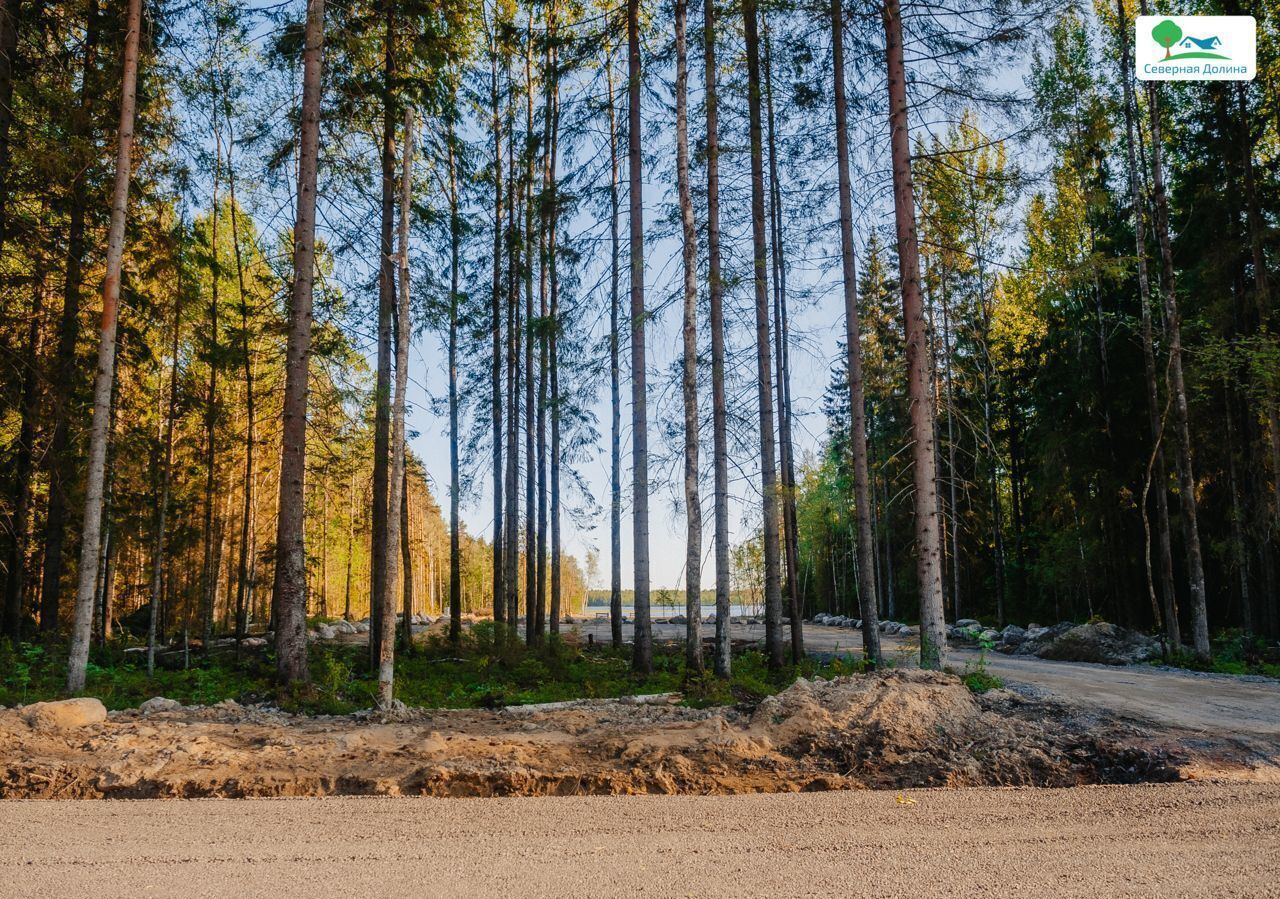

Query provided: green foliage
[1151,19,1182,53]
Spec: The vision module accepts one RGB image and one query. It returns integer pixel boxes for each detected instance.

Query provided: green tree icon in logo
[1152,19,1183,59]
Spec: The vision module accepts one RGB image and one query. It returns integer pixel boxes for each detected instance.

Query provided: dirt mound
[0,670,1194,799]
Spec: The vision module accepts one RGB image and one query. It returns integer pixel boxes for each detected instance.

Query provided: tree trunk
[503,49,520,638]
[447,95,463,645]
[388,106,413,672]
[489,29,505,630]
[674,0,702,671]
[65,0,142,694]
[370,8,397,682]
[832,0,881,666]
[627,0,651,673]
[525,22,539,645]
[743,0,784,671]
[881,0,946,669]
[704,0,731,677]
[272,0,324,686]
[547,22,563,637]
[200,132,222,650]
[1116,3,1179,649]
[762,24,802,663]
[606,38,623,652]
[1146,81,1210,661]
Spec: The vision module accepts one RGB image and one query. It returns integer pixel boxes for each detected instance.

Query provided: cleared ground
[1,783,1276,898]
[576,619,1280,736]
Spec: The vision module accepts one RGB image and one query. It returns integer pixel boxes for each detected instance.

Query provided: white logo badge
[1136,15,1255,81]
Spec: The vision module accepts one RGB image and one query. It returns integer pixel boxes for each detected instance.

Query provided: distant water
[580,604,760,620]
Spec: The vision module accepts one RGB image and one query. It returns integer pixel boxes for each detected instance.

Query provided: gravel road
[2,783,1276,898]
[574,619,1280,737]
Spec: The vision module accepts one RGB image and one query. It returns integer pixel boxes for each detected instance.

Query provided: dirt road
[575,619,1280,737]
[2,783,1275,898]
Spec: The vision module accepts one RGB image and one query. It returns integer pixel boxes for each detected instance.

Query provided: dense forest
[0,0,1276,700]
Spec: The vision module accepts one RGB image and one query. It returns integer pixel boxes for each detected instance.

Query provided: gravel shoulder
[1,783,1276,898]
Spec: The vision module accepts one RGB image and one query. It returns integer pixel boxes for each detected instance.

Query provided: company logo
[1136,16,1255,80]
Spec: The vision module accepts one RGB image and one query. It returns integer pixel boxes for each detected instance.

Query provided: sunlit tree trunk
[832,0,881,666]
[882,0,945,669]
[272,0,324,685]
[200,128,222,651]
[389,107,414,668]
[65,0,143,693]
[525,22,539,645]
[447,91,463,646]
[489,19,505,629]
[547,18,563,636]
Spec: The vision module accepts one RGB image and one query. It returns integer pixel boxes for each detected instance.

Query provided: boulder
[333,620,358,636]
[851,619,862,630]
[22,698,107,732]
[139,697,183,715]
[355,621,371,634]
[1032,621,1162,665]
[979,629,1001,644]
[1000,625,1027,646]
[955,618,981,630]
[316,624,337,640]
[897,625,918,637]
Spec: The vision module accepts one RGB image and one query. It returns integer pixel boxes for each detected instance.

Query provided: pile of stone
[948,619,1162,666]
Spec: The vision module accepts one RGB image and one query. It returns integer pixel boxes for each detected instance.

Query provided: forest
[0,0,1277,705]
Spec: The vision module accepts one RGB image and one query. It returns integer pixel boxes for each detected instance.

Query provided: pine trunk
[627,0,651,673]
[606,40,623,651]
[272,0,324,685]
[1146,81,1210,660]
[832,0,881,666]
[882,0,946,669]
[704,0,731,677]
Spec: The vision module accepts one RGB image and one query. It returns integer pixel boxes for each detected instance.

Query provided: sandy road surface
[575,619,1280,737]
[2,783,1276,898]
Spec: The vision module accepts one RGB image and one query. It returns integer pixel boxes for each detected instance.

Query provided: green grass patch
[0,630,867,715]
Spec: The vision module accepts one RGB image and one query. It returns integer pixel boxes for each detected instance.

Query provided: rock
[851,619,862,630]
[317,624,337,640]
[242,636,268,648]
[1000,625,1027,646]
[669,615,687,625]
[1033,621,1162,665]
[333,620,357,636]
[979,628,1001,644]
[139,697,183,715]
[22,698,107,732]
[897,625,918,637]
[955,618,981,629]
[355,621,371,634]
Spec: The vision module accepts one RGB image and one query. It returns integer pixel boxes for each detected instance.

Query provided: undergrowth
[0,626,862,714]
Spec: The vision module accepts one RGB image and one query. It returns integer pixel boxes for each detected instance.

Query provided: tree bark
[389,106,413,670]
[489,25,505,629]
[627,0,651,673]
[1116,3,1179,649]
[674,0,702,671]
[1146,80,1210,660]
[606,38,623,651]
[881,0,946,669]
[0,0,20,251]
[272,0,324,685]
[762,23,801,663]
[547,20,563,637]
[743,0,784,671]
[704,0,731,677]
[371,7,397,682]
[200,129,222,650]
[525,20,539,645]
[832,0,881,666]
[447,92,463,646]
[65,0,143,694]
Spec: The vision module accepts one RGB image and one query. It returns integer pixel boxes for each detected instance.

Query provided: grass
[1159,630,1280,679]
[0,624,867,715]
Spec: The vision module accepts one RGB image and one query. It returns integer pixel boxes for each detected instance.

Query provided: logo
[1136,16,1255,80]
